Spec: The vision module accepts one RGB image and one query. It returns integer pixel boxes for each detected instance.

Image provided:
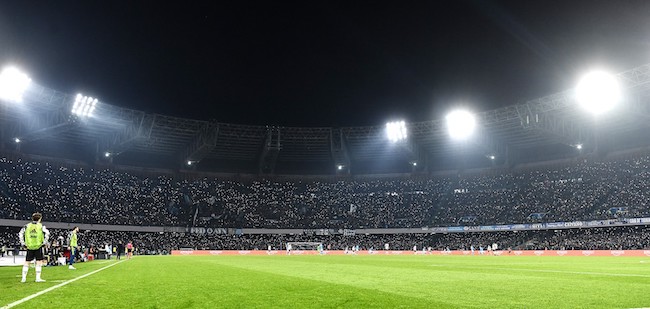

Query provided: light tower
[71,93,99,117]
[445,109,476,141]
[385,121,407,143]
[446,109,476,170]
[0,66,31,103]
[575,70,621,156]
[576,70,621,116]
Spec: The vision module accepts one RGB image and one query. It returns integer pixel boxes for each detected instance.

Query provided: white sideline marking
[2,260,125,309]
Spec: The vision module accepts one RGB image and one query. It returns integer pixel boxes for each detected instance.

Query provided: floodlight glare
[412,162,417,166]
[386,121,407,142]
[446,109,476,140]
[576,70,621,115]
[489,155,495,160]
[576,144,583,150]
[14,137,20,143]
[187,160,193,166]
[71,94,98,117]
[337,165,344,170]
[0,66,32,103]
[104,152,111,157]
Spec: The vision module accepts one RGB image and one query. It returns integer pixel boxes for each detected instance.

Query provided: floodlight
[412,162,417,166]
[446,109,476,140]
[337,164,344,170]
[0,66,32,103]
[489,155,495,160]
[71,94,98,117]
[386,121,407,142]
[576,70,621,115]
[14,137,20,143]
[187,160,193,166]
[576,144,583,150]
[104,152,111,157]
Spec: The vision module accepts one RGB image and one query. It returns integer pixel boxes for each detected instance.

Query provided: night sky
[1,1,649,127]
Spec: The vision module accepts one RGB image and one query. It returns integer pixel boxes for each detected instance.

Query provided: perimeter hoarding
[172,250,650,257]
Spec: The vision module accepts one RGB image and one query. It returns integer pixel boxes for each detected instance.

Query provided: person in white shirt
[105,243,112,260]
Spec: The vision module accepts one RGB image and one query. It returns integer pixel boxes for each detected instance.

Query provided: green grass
[2,255,650,308]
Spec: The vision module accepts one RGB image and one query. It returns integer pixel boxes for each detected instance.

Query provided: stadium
[2,2,650,309]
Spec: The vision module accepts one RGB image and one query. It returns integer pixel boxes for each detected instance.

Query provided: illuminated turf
[1,255,649,308]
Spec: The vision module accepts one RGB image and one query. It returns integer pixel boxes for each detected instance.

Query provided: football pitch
[1,255,649,308]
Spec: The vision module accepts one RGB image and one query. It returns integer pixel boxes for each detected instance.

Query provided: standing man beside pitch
[126,241,134,259]
[67,226,79,270]
[18,212,50,283]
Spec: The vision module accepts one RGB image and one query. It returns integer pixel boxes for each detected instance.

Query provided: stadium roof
[1,64,650,175]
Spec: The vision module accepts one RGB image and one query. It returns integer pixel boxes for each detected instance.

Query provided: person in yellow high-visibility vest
[18,212,50,283]
[67,226,79,270]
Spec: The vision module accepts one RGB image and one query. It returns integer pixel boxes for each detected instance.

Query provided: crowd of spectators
[0,157,180,226]
[1,226,648,252]
[1,153,650,230]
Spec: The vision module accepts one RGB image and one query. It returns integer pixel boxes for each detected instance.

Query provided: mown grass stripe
[1,260,124,309]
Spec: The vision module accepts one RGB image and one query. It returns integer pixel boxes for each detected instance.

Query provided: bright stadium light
[187,160,193,166]
[576,144,583,150]
[446,109,476,140]
[71,93,98,117]
[337,164,344,170]
[489,155,495,160]
[14,137,20,143]
[386,120,407,142]
[576,70,621,115]
[0,66,32,103]
[104,152,111,158]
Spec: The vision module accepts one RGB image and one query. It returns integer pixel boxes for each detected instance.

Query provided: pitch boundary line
[1,260,126,309]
